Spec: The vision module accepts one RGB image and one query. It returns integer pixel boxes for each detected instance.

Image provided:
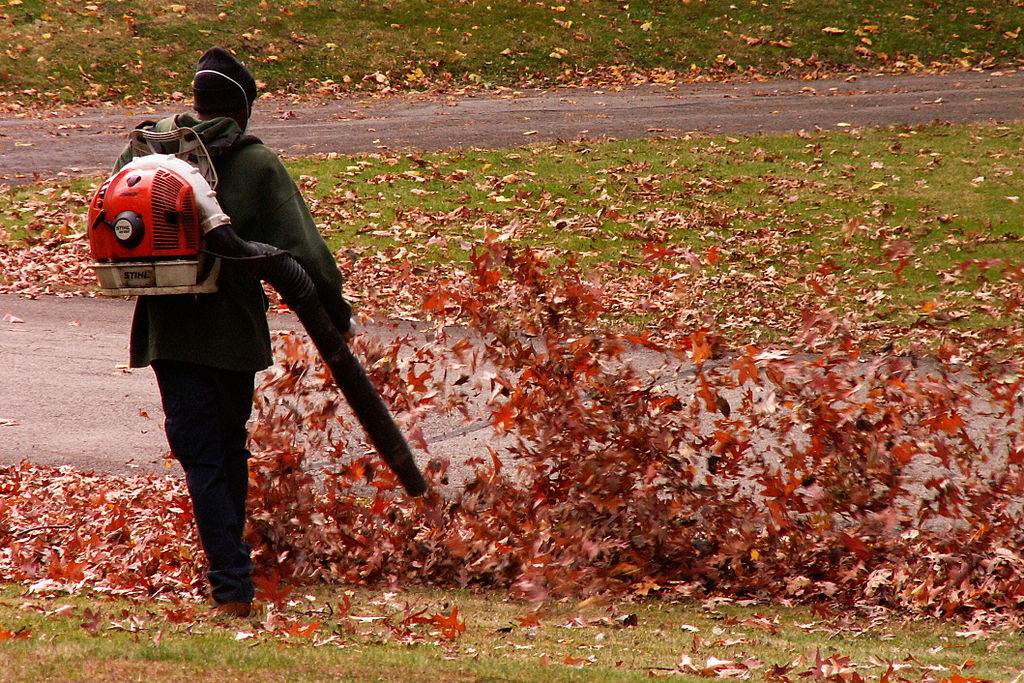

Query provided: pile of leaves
[2,234,1024,620]
[243,235,1024,617]
[3,205,1024,630]
[0,463,200,599]
[0,184,94,297]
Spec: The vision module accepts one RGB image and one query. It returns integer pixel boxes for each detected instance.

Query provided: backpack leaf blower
[87,147,428,497]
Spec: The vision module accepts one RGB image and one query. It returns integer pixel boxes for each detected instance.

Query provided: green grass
[1,583,1022,681]
[0,180,94,244]
[284,120,1024,341]
[1,1,1022,104]
[2,121,1022,347]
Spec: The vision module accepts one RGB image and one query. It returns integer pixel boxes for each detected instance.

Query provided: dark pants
[152,359,256,605]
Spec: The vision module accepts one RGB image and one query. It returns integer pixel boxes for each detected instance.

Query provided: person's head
[192,46,258,130]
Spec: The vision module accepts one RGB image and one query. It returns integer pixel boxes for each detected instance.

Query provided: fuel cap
[112,210,145,248]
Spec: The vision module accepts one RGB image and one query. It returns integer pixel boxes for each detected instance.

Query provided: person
[113,46,352,617]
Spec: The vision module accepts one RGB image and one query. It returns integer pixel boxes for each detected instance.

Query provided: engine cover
[89,165,202,261]
[88,161,218,295]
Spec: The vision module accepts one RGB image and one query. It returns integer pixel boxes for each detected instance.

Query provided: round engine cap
[112,211,145,248]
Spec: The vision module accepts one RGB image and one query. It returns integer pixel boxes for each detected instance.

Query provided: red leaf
[839,532,873,561]
[491,402,517,433]
[0,627,31,641]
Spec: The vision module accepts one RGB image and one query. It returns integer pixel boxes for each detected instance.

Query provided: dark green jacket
[115,114,351,374]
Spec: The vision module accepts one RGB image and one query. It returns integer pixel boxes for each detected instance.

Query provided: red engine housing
[88,165,202,262]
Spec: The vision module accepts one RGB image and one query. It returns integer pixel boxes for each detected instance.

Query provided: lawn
[6,121,1019,353]
[290,120,1024,346]
[2,6,1024,678]
[1,583,1020,681]
[1,1,1022,105]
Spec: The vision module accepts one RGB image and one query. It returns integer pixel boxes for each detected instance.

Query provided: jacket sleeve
[249,151,353,334]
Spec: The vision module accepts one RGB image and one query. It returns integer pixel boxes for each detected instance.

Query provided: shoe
[211,601,253,618]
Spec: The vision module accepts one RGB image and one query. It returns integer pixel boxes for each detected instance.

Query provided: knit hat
[192,47,258,117]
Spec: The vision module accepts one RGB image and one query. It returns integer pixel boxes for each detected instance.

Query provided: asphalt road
[0,294,513,477]
[2,69,1022,183]
[1,69,1022,476]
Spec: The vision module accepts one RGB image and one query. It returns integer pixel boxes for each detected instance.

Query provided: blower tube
[204,224,428,497]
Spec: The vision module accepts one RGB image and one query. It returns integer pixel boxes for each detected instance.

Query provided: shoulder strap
[128,124,219,188]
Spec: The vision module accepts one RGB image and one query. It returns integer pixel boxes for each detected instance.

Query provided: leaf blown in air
[1,234,1023,623]
[237,234,1024,618]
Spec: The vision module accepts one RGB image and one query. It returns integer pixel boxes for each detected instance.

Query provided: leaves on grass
[5,124,1024,357]
[1,124,1023,679]
[2,0,1023,108]
[0,225,1022,678]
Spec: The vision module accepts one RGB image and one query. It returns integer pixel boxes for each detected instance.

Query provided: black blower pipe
[204,225,428,497]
